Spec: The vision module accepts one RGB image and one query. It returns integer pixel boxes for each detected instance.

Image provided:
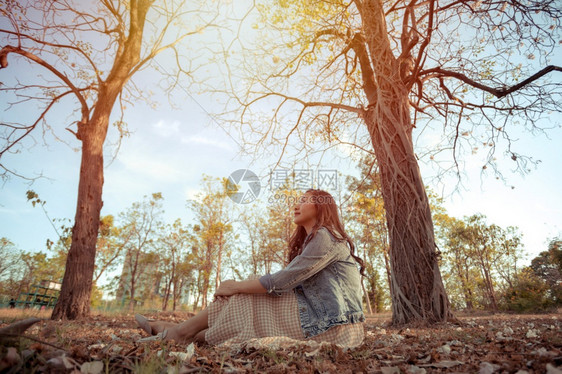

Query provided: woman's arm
[214,279,267,297]
[259,228,344,295]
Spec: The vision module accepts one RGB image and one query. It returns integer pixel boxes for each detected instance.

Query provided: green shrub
[500,267,549,312]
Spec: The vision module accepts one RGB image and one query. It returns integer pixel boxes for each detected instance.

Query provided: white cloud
[184,188,202,201]
[118,151,184,181]
[153,119,181,137]
[181,135,234,151]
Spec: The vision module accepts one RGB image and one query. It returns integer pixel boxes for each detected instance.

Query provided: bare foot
[148,321,178,335]
[161,326,195,343]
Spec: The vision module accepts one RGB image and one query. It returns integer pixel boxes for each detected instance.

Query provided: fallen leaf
[526,329,539,338]
[304,346,321,357]
[418,360,464,368]
[438,344,451,354]
[185,342,195,360]
[81,361,104,374]
[112,345,123,354]
[406,365,426,374]
[479,361,500,374]
[47,355,79,371]
[547,363,562,374]
[87,343,106,350]
[381,367,400,374]
[0,347,21,371]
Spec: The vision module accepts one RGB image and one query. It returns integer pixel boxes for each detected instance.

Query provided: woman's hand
[214,279,239,298]
[213,279,267,301]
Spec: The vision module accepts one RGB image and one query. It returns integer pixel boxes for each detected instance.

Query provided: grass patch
[0,307,52,322]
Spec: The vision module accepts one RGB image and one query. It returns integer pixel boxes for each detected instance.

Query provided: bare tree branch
[0,46,90,122]
[421,65,562,98]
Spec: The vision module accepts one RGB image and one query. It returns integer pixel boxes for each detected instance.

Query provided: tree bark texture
[358,0,452,325]
[51,129,105,319]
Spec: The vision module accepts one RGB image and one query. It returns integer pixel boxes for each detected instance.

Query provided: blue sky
[1,85,560,271]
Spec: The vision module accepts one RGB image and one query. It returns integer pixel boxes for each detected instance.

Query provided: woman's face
[293,193,317,227]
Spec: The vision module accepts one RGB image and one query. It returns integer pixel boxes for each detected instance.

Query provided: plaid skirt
[204,290,364,348]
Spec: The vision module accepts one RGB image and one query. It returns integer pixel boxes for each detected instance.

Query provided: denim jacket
[259,226,365,337]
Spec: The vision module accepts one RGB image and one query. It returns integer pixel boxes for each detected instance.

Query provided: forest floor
[0,308,561,373]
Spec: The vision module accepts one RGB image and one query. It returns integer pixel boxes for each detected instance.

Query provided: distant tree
[117,193,164,312]
[1,0,220,319]
[170,244,197,311]
[439,214,524,310]
[93,215,131,284]
[501,267,549,312]
[263,188,301,267]
[188,176,234,308]
[438,217,480,309]
[237,208,269,276]
[156,219,195,311]
[0,238,24,297]
[0,238,20,281]
[530,238,562,305]
[17,251,65,297]
[344,155,390,313]
[234,199,293,279]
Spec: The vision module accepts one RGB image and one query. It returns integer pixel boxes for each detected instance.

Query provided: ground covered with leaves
[1,309,561,373]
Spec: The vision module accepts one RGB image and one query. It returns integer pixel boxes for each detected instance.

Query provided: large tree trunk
[52,122,106,319]
[50,0,152,320]
[364,106,451,325]
[359,0,452,325]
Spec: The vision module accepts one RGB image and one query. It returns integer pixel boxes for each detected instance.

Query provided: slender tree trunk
[127,252,140,313]
[483,256,498,310]
[455,260,474,310]
[162,268,174,311]
[359,0,452,325]
[475,248,498,310]
[361,247,373,314]
[162,284,169,311]
[172,277,183,311]
[382,245,392,291]
[215,232,224,290]
[129,282,137,312]
[361,278,373,314]
[201,285,208,309]
[193,272,202,310]
[482,266,498,310]
[193,290,200,311]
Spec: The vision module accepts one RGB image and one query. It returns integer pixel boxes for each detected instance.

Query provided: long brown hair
[287,189,366,276]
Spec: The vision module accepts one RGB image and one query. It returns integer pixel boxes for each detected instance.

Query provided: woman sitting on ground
[135,189,366,348]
